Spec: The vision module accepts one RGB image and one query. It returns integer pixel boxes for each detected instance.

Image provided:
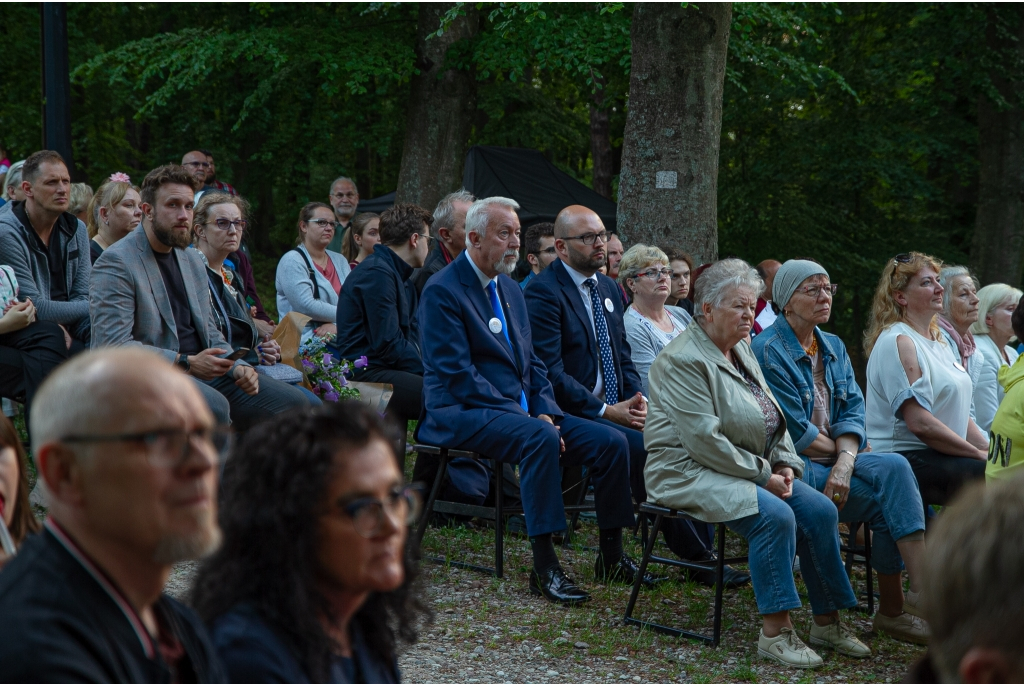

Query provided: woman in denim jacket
[752,260,929,646]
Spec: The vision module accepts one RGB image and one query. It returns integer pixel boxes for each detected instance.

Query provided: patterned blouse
[733,357,781,451]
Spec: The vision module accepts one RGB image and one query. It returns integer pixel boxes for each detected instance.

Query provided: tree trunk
[616,2,731,263]
[972,5,1024,288]
[590,78,613,199]
[395,4,478,210]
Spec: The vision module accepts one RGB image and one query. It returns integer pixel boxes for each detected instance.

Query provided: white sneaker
[757,628,824,669]
[903,589,924,618]
[873,612,930,645]
[809,619,872,657]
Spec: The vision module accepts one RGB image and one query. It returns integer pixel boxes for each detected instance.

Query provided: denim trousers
[801,452,925,575]
[726,479,858,616]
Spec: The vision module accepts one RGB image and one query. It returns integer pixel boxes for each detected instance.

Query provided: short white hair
[939,265,978,318]
[433,189,476,230]
[465,197,520,247]
[972,283,1024,335]
[693,258,763,320]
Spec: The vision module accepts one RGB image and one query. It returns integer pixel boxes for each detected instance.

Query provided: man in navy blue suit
[524,206,751,589]
[418,197,658,605]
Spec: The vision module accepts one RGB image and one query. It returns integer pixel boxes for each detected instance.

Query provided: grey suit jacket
[90,228,233,363]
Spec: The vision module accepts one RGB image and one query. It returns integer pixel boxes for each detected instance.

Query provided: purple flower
[322,353,334,367]
[324,391,339,402]
[311,386,321,396]
[320,380,333,392]
[355,355,368,369]
[301,359,314,371]
[340,361,350,373]
[339,376,348,387]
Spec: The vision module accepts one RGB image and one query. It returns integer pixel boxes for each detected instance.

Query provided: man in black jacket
[411,189,475,294]
[335,202,432,424]
[0,348,227,682]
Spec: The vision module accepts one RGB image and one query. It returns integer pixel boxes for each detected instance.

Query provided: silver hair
[433,189,476,231]
[617,244,668,285]
[939,265,979,318]
[330,176,357,192]
[465,196,520,248]
[693,258,764,320]
[2,160,25,201]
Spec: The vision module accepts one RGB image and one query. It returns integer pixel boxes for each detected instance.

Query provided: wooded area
[2,2,1023,363]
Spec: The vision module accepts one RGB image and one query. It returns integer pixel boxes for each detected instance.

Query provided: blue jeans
[801,452,925,575]
[726,479,857,616]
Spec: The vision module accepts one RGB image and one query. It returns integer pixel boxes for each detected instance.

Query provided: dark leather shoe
[595,553,667,587]
[529,566,591,605]
[683,558,751,589]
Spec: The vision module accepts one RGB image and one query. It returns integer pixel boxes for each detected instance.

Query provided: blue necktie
[487,281,530,413]
[584,279,618,405]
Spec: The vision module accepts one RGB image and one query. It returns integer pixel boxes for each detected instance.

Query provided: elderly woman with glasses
[969,283,1022,432]
[618,244,693,396]
[193,402,429,684]
[863,253,987,514]
[275,202,352,341]
[752,260,928,645]
[645,258,869,669]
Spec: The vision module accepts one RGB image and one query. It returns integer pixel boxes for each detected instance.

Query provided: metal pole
[40,2,75,176]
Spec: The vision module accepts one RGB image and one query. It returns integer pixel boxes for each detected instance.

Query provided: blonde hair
[192,192,250,244]
[86,181,140,239]
[971,283,1024,336]
[617,244,668,292]
[863,251,943,356]
[68,182,93,217]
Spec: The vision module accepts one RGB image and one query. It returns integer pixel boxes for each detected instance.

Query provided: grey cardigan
[623,304,692,396]
[0,201,91,326]
[90,227,238,365]
[275,245,351,329]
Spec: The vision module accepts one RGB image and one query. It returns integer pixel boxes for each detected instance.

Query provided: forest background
[2,2,1022,375]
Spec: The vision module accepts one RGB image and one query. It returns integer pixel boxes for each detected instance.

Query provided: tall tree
[972,5,1024,287]
[616,2,732,262]
[395,4,478,209]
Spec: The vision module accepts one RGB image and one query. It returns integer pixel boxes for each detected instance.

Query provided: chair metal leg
[416,450,449,546]
[495,459,505,579]
[712,523,727,647]
[864,522,874,615]
[624,513,663,622]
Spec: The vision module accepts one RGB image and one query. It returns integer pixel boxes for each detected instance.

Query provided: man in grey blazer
[90,165,310,428]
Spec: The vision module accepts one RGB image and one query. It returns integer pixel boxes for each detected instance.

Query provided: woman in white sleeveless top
[864,253,987,510]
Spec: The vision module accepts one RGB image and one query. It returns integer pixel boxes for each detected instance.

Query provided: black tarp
[462,146,617,231]
[352,146,618,231]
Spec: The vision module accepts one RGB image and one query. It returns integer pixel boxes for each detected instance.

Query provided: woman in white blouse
[618,244,692,396]
[863,252,987,509]
[971,283,1022,432]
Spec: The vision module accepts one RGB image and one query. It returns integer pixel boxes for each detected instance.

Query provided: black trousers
[353,367,422,422]
[0,321,69,423]
[899,447,986,506]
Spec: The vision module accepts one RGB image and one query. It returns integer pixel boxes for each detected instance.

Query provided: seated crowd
[0,148,1020,682]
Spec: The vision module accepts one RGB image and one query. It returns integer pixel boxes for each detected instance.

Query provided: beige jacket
[643,321,804,522]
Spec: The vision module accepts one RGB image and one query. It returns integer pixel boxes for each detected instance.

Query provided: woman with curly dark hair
[191,401,430,683]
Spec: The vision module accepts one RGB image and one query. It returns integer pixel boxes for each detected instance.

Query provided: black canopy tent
[356,146,617,231]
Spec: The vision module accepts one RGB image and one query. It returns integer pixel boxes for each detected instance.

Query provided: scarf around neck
[937,315,976,369]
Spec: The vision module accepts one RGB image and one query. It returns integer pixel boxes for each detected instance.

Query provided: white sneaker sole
[757,647,822,669]
[809,635,871,658]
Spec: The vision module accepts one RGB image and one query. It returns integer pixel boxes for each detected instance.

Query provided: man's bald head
[181,151,209,185]
[31,348,209,453]
[756,260,783,301]
[554,205,603,239]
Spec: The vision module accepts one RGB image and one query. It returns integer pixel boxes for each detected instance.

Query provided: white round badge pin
[489,317,503,334]
[604,297,614,313]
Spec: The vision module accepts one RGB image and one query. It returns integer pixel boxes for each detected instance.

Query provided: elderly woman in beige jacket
[645,259,868,669]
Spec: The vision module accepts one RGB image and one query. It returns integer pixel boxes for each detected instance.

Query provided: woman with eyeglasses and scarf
[192,402,430,683]
[863,252,987,517]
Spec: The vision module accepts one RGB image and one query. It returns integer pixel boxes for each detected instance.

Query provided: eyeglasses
[418,233,436,247]
[206,218,247,233]
[637,268,673,281]
[305,218,337,230]
[532,246,557,256]
[331,192,358,200]
[337,484,424,538]
[184,161,211,169]
[794,283,838,298]
[61,427,232,469]
[563,231,609,246]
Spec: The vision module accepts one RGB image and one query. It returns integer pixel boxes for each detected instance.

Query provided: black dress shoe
[682,555,751,589]
[529,566,591,605]
[595,553,667,587]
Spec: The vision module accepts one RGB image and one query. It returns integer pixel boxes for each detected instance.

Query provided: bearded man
[0,348,227,680]
[90,165,310,430]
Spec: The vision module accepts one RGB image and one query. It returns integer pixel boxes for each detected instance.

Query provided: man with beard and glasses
[418,197,655,605]
[326,176,359,254]
[90,165,310,429]
[0,348,227,681]
[524,206,751,589]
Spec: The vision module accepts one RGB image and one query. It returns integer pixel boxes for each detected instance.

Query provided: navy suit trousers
[455,414,635,536]
[595,418,715,560]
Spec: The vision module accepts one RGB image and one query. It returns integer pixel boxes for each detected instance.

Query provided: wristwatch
[175,353,191,373]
